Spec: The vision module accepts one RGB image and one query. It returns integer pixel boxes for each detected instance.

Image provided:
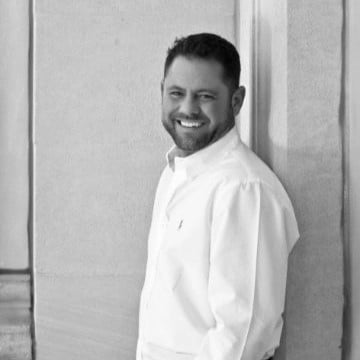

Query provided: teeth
[179,121,202,128]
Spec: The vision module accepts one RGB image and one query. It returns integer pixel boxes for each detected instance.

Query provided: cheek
[202,103,227,122]
[162,98,178,115]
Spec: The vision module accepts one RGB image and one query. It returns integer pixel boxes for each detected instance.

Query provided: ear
[231,86,246,116]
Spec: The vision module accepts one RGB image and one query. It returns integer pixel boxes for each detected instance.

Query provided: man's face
[161,56,243,156]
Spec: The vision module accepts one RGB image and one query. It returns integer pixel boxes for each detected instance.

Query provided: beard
[162,122,211,154]
[161,110,235,155]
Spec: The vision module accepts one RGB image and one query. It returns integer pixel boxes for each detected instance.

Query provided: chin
[174,135,210,154]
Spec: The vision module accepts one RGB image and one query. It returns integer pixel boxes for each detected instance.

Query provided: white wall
[33,1,237,359]
[0,0,348,358]
[248,1,344,359]
[286,2,343,358]
[0,0,29,269]
[0,2,32,358]
[347,0,360,358]
[32,1,346,359]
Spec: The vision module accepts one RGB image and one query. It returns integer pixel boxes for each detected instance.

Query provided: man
[136,33,299,360]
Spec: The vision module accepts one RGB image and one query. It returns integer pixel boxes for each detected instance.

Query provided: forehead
[164,56,228,90]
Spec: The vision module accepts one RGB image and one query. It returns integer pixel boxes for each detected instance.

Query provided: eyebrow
[166,85,219,95]
[167,85,185,91]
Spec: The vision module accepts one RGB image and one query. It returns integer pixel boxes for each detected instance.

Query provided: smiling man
[136,33,299,360]
[161,53,243,156]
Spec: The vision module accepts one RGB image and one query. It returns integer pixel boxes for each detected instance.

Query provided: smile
[176,119,205,128]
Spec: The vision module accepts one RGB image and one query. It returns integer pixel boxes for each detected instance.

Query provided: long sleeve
[195,180,299,360]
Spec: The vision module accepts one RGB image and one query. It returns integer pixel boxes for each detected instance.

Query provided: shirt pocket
[157,215,185,291]
[165,214,209,265]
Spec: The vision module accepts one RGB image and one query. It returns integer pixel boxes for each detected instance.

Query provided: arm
[195,180,299,360]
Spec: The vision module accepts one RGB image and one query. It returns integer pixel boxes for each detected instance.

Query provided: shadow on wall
[252,17,273,169]
[253,13,343,360]
[252,17,286,360]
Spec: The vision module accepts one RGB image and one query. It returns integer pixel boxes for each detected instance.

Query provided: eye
[169,91,184,99]
[199,93,215,101]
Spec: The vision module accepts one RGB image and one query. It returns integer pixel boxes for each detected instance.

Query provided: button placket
[143,170,187,312]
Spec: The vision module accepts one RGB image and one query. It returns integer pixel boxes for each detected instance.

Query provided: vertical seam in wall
[340,0,350,358]
[284,0,288,171]
[28,0,36,358]
[251,0,259,153]
[233,0,240,49]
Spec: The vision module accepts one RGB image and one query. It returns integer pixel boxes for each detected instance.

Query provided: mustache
[171,112,207,122]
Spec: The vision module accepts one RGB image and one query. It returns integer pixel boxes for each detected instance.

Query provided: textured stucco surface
[255,1,344,359]
[0,0,29,269]
[33,1,236,358]
[347,1,360,358]
[286,2,343,359]
[33,0,345,359]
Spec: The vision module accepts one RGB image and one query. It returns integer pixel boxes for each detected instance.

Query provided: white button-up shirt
[136,127,299,360]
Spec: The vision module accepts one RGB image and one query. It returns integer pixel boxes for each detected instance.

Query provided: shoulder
[210,144,299,251]
[210,142,291,205]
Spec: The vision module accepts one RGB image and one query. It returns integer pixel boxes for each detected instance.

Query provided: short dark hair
[164,33,241,89]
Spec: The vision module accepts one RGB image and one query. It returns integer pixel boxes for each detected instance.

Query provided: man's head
[164,33,241,91]
[161,33,245,156]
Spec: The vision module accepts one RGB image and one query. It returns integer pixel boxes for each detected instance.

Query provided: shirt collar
[166,126,240,179]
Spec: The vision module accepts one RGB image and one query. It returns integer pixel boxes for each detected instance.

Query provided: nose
[178,94,200,117]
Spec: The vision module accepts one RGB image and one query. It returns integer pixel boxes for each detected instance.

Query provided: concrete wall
[32,0,345,359]
[253,1,344,359]
[0,1,32,358]
[33,1,237,359]
[0,0,347,358]
[0,0,29,269]
[286,2,343,359]
[347,0,360,358]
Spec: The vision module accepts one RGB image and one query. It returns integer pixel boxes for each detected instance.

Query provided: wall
[346,0,360,358]
[0,0,29,269]
[29,0,346,359]
[33,1,237,359]
[251,1,344,359]
[0,1,32,359]
[286,1,343,358]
